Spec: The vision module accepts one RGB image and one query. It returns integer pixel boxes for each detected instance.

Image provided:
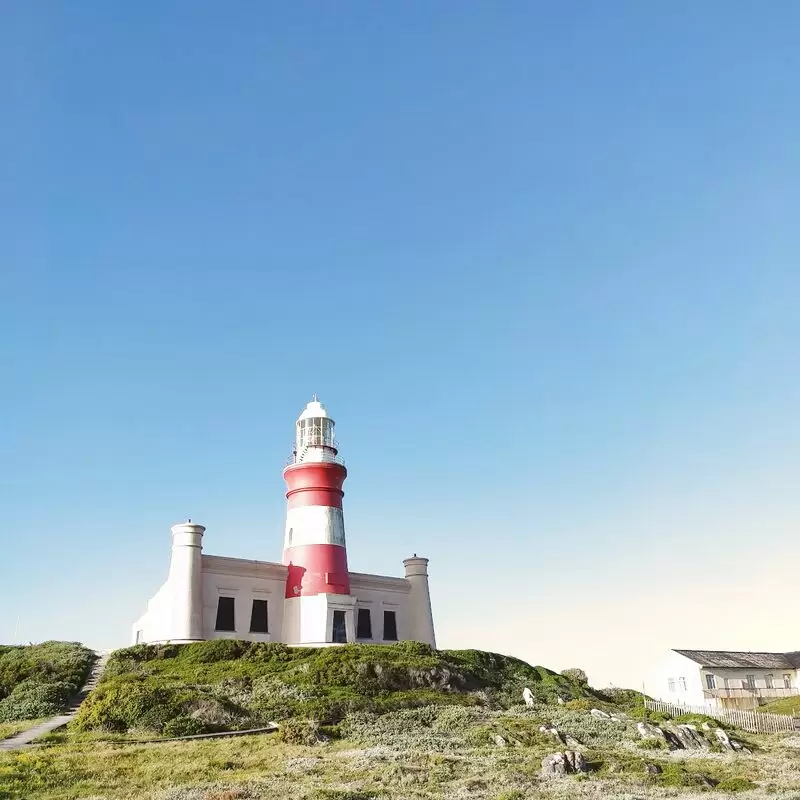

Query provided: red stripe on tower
[282,398,351,600]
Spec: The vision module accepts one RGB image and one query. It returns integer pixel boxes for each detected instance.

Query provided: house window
[356,609,372,639]
[745,675,756,690]
[706,674,716,691]
[249,599,268,633]
[332,610,347,643]
[383,610,398,641]
[215,597,236,631]
[765,673,774,689]
[784,674,793,689]
[678,677,687,691]
[667,678,676,693]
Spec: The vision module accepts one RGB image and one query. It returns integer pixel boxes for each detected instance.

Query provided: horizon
[2,1,799,691]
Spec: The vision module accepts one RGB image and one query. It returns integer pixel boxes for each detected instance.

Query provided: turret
[167,520,205,642]
[403,555,436,648]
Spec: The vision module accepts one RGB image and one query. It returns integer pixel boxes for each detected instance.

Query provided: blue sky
[2,2,799,687]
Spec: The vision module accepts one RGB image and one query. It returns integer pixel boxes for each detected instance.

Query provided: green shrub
[639,737,668,750]
[162,714,208,738]
[277,717,324,745]
[716,776,757,792]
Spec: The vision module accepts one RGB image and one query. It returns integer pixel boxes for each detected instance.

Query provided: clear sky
[2,1,799,689]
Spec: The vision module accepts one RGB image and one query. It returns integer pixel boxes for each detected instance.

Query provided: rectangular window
[745,675,756,689]
[383,610,398,641]
[356,608,372,639]
[215,597,236,631]
[706,674,716,690]
[667,678,676,693]
[678,677,687,691]
[249,599,269,633]
[785,674,793,689]
[765,673,774,689]
[332,610,347,643]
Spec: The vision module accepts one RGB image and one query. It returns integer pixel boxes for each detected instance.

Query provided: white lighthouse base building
[132,535,435,648]
[131,400,436,649]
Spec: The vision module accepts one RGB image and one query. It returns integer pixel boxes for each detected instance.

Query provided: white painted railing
[645,699,798,734]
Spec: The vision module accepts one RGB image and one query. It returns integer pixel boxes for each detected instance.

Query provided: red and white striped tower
[282,397,355,644]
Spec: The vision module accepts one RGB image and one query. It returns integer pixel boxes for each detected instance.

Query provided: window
[765,673,774,689]
[356,608,372,639]
[249,599,269,633]
[332,610,347,643]
[667,678,676,693]
[678,677,687,691]
[745,675,756,690]
[785,674,793,690]
[215,597,235,631]
[705,674,716,691]
[383,610,398,641]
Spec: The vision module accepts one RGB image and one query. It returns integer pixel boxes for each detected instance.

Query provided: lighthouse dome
[298,397,332,422]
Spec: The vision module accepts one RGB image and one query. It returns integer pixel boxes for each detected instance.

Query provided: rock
[564,750,589,773]
[701,722,712,731]
[672,724,710,750]
[539,725,566,745]
[541,752,569,778]
[522,687,535,708]
[541,751,589,778]
[590,708,611,719]
[557,696,565,705]
[637,721,666,740]
[698,775,717,787]
[715,727,735,751]
[610,713,629,722]
[644,762,662,775]
[565,735,583,749]
[493,734,507,747]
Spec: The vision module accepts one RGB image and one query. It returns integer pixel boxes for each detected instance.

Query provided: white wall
[350,572,412,643]
[201,555,288,642]
[645,651,706,706]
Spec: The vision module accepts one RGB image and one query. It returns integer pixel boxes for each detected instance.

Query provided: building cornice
[202,554,289,580]
[349,570,411,594]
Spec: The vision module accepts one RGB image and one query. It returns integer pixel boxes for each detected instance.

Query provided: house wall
[645,651,706,706]
[201,555,288,642]
[133,554,430,647]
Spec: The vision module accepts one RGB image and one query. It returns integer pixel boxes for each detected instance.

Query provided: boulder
[539,725,566,745]
[715,727,735,751]
[541,751,588,778]
[644,762,662,775]
[564,750,589,773]
[590,708,611,719]
[493,734,507,748]
[541,752,569,778]
[671,724,710,750]
[637,721,666,741]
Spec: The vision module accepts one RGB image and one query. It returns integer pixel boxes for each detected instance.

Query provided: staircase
[0,650,110,752]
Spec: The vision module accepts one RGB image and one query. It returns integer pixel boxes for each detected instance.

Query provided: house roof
[674,649,800,669]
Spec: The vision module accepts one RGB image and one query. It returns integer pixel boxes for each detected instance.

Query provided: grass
[73,641,597,735]
[0,719,44,741]
[0,702,792,800]
[758,696,800,715]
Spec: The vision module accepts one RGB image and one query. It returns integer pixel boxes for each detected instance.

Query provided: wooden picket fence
[644,698,798,734]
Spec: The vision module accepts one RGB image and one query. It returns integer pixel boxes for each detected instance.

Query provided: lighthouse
[281,397,357,644]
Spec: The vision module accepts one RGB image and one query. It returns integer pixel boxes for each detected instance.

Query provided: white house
[646,649,800,710]
[132,399,436,650]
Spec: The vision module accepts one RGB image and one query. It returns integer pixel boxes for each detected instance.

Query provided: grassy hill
[73,640,599,736]
[0,642,94,728]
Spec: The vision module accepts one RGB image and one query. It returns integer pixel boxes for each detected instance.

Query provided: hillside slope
[73,640,599,736]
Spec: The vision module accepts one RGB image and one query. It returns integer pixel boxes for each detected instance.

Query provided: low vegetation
[0,642,794,800]
[72,641,597,736]
[0,642,94,724]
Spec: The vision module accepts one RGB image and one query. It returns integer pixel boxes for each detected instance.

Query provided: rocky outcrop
[590,708,610,719]
[539,725,566,745]
[541,751,589,778]
[671,724,710,751]
[637,721,667,741]
[522,687,535,707]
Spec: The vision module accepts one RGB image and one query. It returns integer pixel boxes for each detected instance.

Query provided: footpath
[0,651,109,752]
